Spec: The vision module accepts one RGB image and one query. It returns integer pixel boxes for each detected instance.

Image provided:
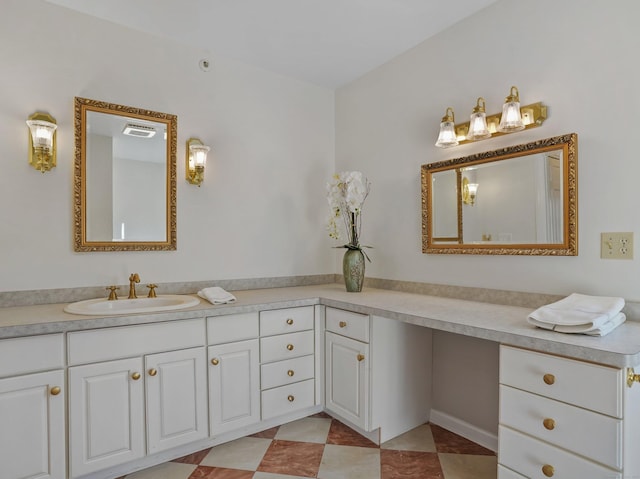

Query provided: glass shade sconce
[462,177,478,206]
[434,86,547,148]
[26,112,57,173]
[186,137,210,186]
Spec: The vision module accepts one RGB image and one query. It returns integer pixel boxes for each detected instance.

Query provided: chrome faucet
[128,273,140,299]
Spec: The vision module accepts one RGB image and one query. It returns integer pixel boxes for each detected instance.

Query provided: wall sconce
[435,107,459,148]
[186,137,210,187]
[467,97,491,141]
[434,86,547,148]
[462,177,478,206]
[26,112,57,173]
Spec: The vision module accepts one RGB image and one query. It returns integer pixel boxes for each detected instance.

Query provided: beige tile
[252,472,310,479]
[124,462,196,479]
[200,436,272,470]
[275,417,332,444]
[438,453,497,479]
[380,424,436,452]
[317,444,381,479]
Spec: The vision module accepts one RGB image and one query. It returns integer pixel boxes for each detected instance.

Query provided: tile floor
[119,413,496,479]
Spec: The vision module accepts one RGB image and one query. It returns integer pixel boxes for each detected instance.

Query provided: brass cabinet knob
[543,373,555,385]
[287,395,295,402]
[211,358,220,366]
[543,418,556,430]
[148,368,158,377]
[287,344,294,351]
[357,353,365,362]
[542,464,554,477]
[287,370,295,377]
[339,321,347,328]
[131,372,141,380]
[50,386,61,396]
[286,318,294,325]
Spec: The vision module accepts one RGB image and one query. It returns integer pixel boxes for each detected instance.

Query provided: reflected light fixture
[186,137,210,186]
[26,112,57,173]
[462,177,479,206]
[467,97,491,141]
[435,107,459,148]
[498,86,525,133]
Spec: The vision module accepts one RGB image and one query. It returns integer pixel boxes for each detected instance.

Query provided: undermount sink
[64,295,200,316]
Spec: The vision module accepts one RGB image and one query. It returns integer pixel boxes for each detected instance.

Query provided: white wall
[336,0,640,301]
[335,0,640,437]
[0,0,335,292]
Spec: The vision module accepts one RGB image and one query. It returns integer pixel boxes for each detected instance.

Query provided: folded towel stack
[527,293,626,337]
[197,286,237,305]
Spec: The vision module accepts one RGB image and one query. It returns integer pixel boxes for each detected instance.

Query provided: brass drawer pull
[286,318,294,325]
[131,372,141,380]
[211,358,220,366]
[543,373,555,385]
[339,321,347,328]
[542,464,554,477]
[357,353,365,362]
[148,368,158,377]
[543,418,556,430]
[287,344,294,351]
[50,386,61,396]
[287,395,295,402]
[287,370,295,377]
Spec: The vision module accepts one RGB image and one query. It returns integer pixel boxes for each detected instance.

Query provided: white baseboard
[429,409,498,453]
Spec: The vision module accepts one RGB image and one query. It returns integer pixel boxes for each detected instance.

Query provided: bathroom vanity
[1,284,640,479]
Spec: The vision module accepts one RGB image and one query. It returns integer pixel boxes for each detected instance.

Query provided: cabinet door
[69,357,145,478]
[208,339,260,435]
[325,332,369,430]
[145,347,208,454]
[0,370,65,479]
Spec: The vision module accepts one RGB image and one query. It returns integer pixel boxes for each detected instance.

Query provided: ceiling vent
[122,123,156,138]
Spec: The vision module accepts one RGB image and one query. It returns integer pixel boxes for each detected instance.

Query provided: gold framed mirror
[421,133,577,255]
[73,98,177,252]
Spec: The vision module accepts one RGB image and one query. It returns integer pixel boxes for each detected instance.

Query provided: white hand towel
[528,312,626,337]
[528,293,625,328]
[197,287,237,305]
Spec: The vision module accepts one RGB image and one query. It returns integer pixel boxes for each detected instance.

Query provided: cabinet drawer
[261,355,314,390]
[261,378,315,420]
[68,318,205,365]
[500,385,622,470]
[499,426,620,479]
[325,307,369,343]
[0,334,64,377]
[260,306,314,336]
[207,312,259,344]
[497,465,526,479]
[260,330,314,363]
[500,345,622,417]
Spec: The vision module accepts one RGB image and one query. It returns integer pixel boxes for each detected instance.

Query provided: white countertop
[1,283,639,367]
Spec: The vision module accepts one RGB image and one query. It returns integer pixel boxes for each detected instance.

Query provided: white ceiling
[45,0,498,88]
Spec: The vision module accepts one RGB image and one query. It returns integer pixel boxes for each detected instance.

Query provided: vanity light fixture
[434,107,459,148]
[467,97,491,141]
[186,137,210,186]
[462,177,479,206]
[26,112,57,173]
[434,86,547,148]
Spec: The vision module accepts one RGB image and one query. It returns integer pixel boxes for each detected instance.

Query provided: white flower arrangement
[326,171,371,257]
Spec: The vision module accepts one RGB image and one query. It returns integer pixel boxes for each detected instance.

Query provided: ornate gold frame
[73,97,177,252]
[421,133,578,255]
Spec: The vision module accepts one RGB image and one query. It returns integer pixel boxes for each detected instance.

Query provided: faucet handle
[147,284,158,298]
[106,286,120,301]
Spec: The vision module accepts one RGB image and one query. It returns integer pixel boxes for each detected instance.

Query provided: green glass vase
[343,248,365,292]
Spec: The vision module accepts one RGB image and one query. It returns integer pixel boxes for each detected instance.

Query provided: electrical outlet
[601,232,634,259]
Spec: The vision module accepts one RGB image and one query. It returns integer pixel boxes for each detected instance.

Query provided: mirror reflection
[74,98,177,252]
[422,133,577,255]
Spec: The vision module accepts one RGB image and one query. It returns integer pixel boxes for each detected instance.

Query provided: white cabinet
[324,307,432,443]
[498,345,640,478]
[0,334,66,479]
[68,319,207,478]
